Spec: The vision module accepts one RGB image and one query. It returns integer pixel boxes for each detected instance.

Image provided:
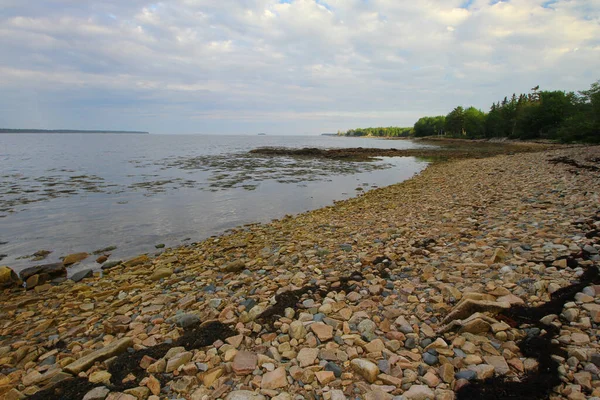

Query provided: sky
[0,0,599,135]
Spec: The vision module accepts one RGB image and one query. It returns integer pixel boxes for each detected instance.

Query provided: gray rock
[422,352,438,366]
[325,361,342,377]
[82,386,110,400]
[71,269,93,282]
[20,262,66,281]
[455,370,477,381]
[173,313,200,328]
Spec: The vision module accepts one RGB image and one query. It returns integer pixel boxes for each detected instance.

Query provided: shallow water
[0,134,431,274]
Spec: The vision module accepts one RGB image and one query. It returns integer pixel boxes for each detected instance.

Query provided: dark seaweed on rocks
[457,265,600,400]
[30,321,236,399]
[548,156,600,172]
[27,377,96,400]
[258,286,319,327]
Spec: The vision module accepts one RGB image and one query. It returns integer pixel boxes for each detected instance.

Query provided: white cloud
[0,0,598,133]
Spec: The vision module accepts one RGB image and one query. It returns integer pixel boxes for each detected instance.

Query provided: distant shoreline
[0,129,149,134]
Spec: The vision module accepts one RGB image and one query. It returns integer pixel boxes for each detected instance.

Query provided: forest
[342,79,600,143]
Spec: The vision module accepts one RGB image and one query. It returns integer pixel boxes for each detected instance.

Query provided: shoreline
[1,145,599,399]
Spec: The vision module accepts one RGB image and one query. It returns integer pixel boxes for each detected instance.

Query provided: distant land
[321,133,338,136]
[0,129,149,134]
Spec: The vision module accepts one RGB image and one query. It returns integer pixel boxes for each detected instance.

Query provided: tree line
[343,126,413,137]
[341,79,600,143]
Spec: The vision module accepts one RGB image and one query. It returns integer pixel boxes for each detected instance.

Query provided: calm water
[0,134,431,274]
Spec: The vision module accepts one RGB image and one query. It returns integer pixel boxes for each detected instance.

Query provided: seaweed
[457,264,600,400]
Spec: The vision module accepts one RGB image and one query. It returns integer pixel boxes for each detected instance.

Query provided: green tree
[445,106,465,136]
[463,107,486,138]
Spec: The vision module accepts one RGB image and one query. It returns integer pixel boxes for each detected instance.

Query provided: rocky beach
[1,145,600,400]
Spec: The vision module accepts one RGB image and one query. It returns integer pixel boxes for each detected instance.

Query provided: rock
[310,322,333,341]
[221,260,246,272]
[289,320,307,340]
[83,386,111,400]
[63,252,89,266]
[442,299,511,324]
[89,371,112,384]
[351,358,379,383]
[123,255,149,268]
[64,337,133,374]
[403,385,435,400]
[173,313,200,328]
[0,266,20,288]
[422,352,438,366]
[315,370,335,384]
[225,391,266,400]
[102,261,121,269]
[25,274,40,289]
[471,364,495,379]
[96,255,109,264]
[150,267,172,281]
[573,371,592,390]
[166,351,192,372]
[330,390,348,400]
[439,363,455,383]
[583,304,600,323]
[483,356,510,375]
[233,351,257,375]
[455,370,477,381]
[71,269,93,282]
[297,347,319,367]
[364,389,393,400]
[261,367,287,389]
[325,361,342,377]
[20,262,66,281]
[202,367,224,388]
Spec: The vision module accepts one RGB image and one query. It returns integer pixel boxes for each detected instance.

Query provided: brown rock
[261,367,287,390]
[350,358,379,383]
[123,255,149,268]
[63,252,89,266]
[315,370,335,385]
[310,322,333,341]
[0,266,20,288]
[233,351,258,375]
[64,337,133,374]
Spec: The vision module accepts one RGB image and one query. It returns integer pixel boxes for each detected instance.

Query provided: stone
[221,260,246,272]
[63,252,89,266]
[89,371,112,384]
[442,299,511,324]
[290,321,307,340]
[403,385,435,400]
[123,255,149,268]
[225,391,266,400]
[150,267,172,281]
[83,386,111,400]
[65,337,133,374]
[105,394,136,400]
[365,389,393,400]
[203,367,224,388]
[350,358,379,383]
[20,262,66,281]
[439,363,455,383]
[315,370,335,385]
[233,351,258,375]
[471,364,495,380]
[166,351,192,372]
[147,375,161,396]
[310,322,333,341]
[0,266,20,288]
[261,367,287,389]
[71,269,94,282]
[297,347,319,367]
[330,390,348,400]
[483,356,510,375]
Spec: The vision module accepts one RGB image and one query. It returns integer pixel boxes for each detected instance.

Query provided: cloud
[0,0,598,133]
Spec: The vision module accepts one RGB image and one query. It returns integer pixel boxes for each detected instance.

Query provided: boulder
[63,252,89,266]
[64,337,132,374]
[0,266,21,288]
[71,269,94,283]
[123,255,149,268]
[20,263,66,281]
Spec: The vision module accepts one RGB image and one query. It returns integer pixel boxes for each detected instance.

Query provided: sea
[0,134,432,275]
